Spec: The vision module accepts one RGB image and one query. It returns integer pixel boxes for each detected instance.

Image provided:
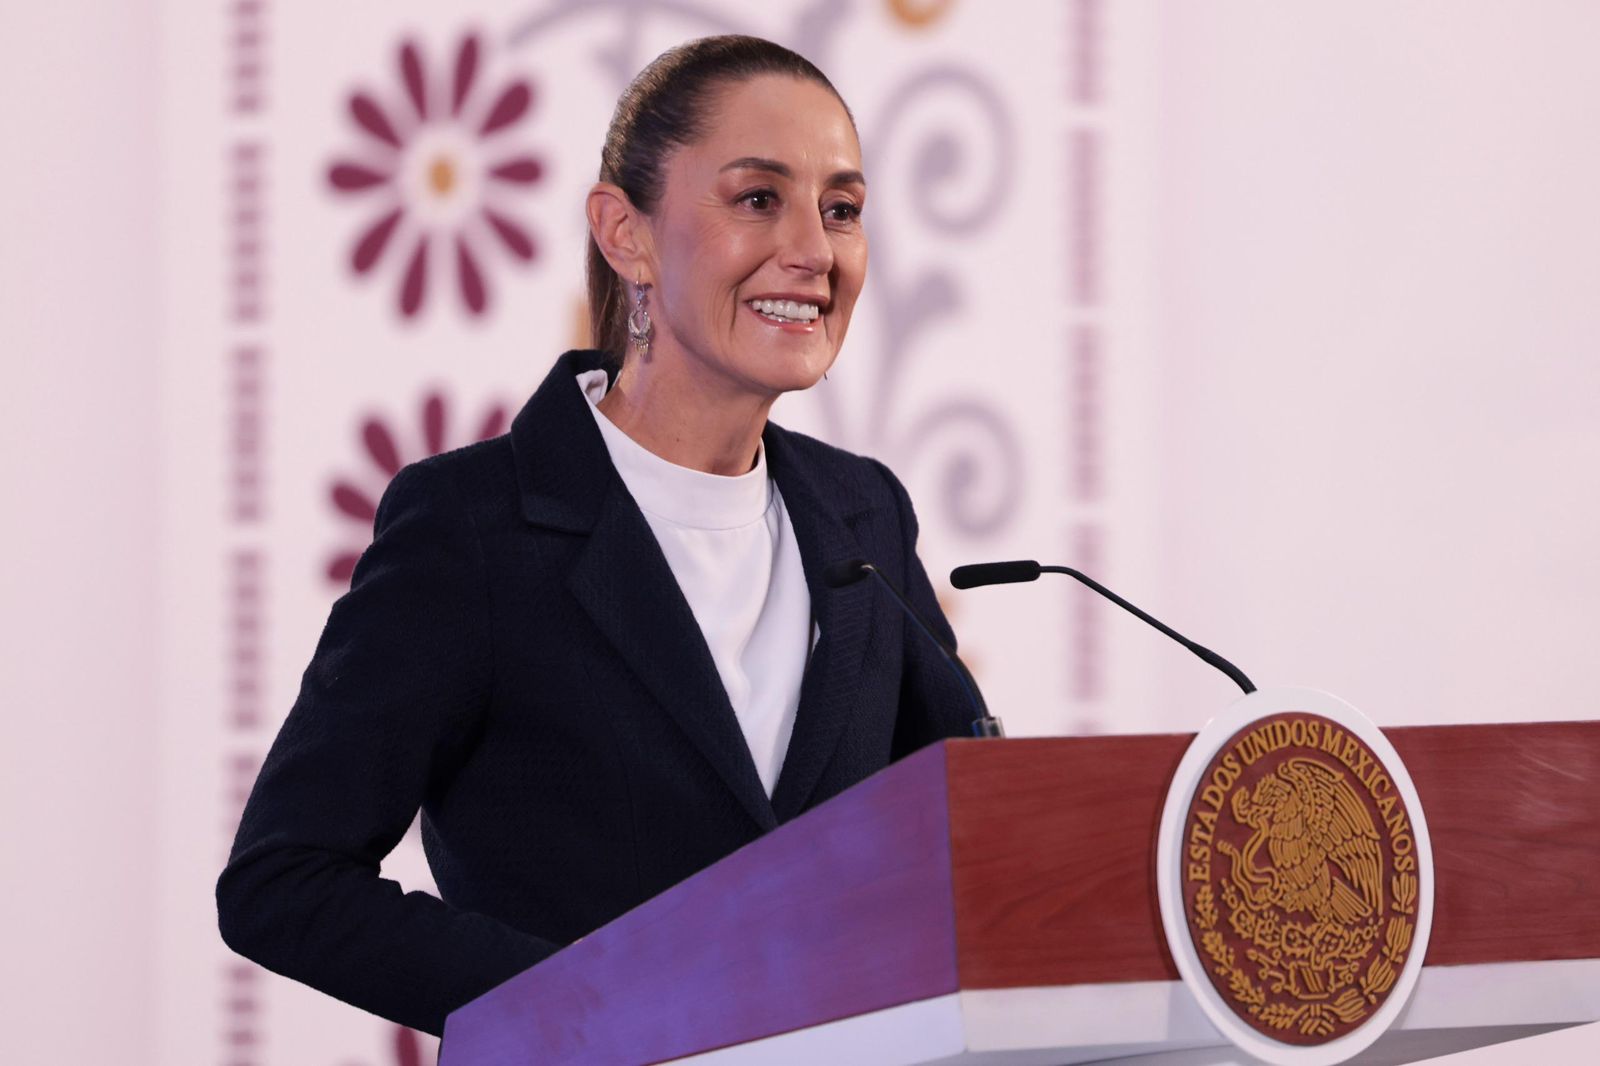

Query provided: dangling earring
[626,278,653,358]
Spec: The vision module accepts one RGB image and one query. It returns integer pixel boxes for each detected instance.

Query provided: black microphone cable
[823,558,1004,738]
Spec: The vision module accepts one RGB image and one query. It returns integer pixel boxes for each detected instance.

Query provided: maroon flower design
[326,390,510,585]
[328,31,544,319]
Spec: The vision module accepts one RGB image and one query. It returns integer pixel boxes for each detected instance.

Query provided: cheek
[835,237,869,303]
[677,228,764,321]
[659,259,720,335]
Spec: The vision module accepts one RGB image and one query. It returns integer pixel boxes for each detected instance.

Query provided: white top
[577,370,813,797]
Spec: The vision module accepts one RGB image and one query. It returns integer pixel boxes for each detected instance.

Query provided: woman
[217,35,971,1039]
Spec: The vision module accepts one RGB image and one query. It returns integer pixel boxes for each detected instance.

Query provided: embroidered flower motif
[327,31,544,318]
[325,390,509,585]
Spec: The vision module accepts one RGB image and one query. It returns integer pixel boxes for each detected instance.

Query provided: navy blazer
[216,349,970,1037]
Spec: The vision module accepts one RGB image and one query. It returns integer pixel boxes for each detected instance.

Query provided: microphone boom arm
[950,560,1256,696]
[1040,566,1256,695]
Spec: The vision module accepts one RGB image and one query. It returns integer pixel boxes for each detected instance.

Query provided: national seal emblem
[1157,689,1434,1065]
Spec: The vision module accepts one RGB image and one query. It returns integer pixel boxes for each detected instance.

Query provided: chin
[754,350,837,396]
[722,337,836,396]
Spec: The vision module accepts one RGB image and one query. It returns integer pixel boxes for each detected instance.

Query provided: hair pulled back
[586,35,851,362]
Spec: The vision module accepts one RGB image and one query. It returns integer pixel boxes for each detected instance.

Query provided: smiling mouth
[746,298,822,325]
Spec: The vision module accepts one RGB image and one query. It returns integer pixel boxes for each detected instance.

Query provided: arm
[870,460,974,757]
[216,462,555,1037]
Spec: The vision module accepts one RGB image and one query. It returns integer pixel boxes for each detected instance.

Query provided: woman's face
[642,74,867,399]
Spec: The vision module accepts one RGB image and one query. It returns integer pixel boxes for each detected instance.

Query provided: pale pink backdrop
[3,1,1596,1063]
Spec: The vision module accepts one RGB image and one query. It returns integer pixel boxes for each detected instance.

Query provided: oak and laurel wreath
[1360,872,1419,1003]
[1190,873,1418,1038]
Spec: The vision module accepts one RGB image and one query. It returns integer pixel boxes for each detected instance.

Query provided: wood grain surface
[945,733,1189,987]
[1388,721,1600,966]
[945,721,1600,988]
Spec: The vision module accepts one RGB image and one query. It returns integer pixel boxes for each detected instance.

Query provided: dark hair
[586,35,853,362]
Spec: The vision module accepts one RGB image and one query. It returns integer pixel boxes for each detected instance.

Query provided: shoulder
[377,434,522,533]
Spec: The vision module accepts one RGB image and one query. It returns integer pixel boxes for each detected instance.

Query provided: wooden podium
[439,722,1600,1064]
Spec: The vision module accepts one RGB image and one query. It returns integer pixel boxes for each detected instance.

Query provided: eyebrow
[719,156,866,188]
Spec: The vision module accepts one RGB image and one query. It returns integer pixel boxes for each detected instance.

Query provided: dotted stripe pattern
[230,0,266,115]
[223,1,269,1062]
[230,143,265,325]
[1069,0,1100,106]
[1067,0,1106,715]
[231,346,264,522]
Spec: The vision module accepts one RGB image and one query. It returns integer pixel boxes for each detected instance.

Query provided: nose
[780,205,834,276]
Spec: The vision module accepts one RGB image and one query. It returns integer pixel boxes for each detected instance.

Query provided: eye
[737,188,778,212]
[824,200,863,224]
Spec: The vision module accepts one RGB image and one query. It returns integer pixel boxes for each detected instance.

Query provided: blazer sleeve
[869,460,975,756]
[216,461,555,1037]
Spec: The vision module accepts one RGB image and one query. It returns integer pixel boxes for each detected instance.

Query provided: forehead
[681,75,862,177]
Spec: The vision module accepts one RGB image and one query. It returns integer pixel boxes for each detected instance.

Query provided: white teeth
[750,299,820,322]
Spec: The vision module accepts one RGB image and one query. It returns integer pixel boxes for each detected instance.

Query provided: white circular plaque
[1155,687,1435,1065]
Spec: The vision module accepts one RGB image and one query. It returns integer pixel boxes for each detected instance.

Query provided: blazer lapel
[566,485,777,832]
[512,351,777,833]
[765,427,878,824]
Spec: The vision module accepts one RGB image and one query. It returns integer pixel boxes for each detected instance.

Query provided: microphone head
[949,560,1042,589]
[822,558,872,588]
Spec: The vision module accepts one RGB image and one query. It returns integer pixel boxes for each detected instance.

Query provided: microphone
[950,560,1257,696]
[823,558,1004,738]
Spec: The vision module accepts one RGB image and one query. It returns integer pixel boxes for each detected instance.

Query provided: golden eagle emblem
[1219,757,1384,927]
[1179,715,1422,1045]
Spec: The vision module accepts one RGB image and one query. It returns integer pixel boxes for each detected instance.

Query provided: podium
[440,722,1600,1064]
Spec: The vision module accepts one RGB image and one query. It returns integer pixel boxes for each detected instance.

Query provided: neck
[597,352,776,476]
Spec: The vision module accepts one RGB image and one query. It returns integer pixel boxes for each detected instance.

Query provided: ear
[586,182,656,286]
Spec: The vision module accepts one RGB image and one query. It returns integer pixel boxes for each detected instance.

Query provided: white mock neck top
[576,370,812,797]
